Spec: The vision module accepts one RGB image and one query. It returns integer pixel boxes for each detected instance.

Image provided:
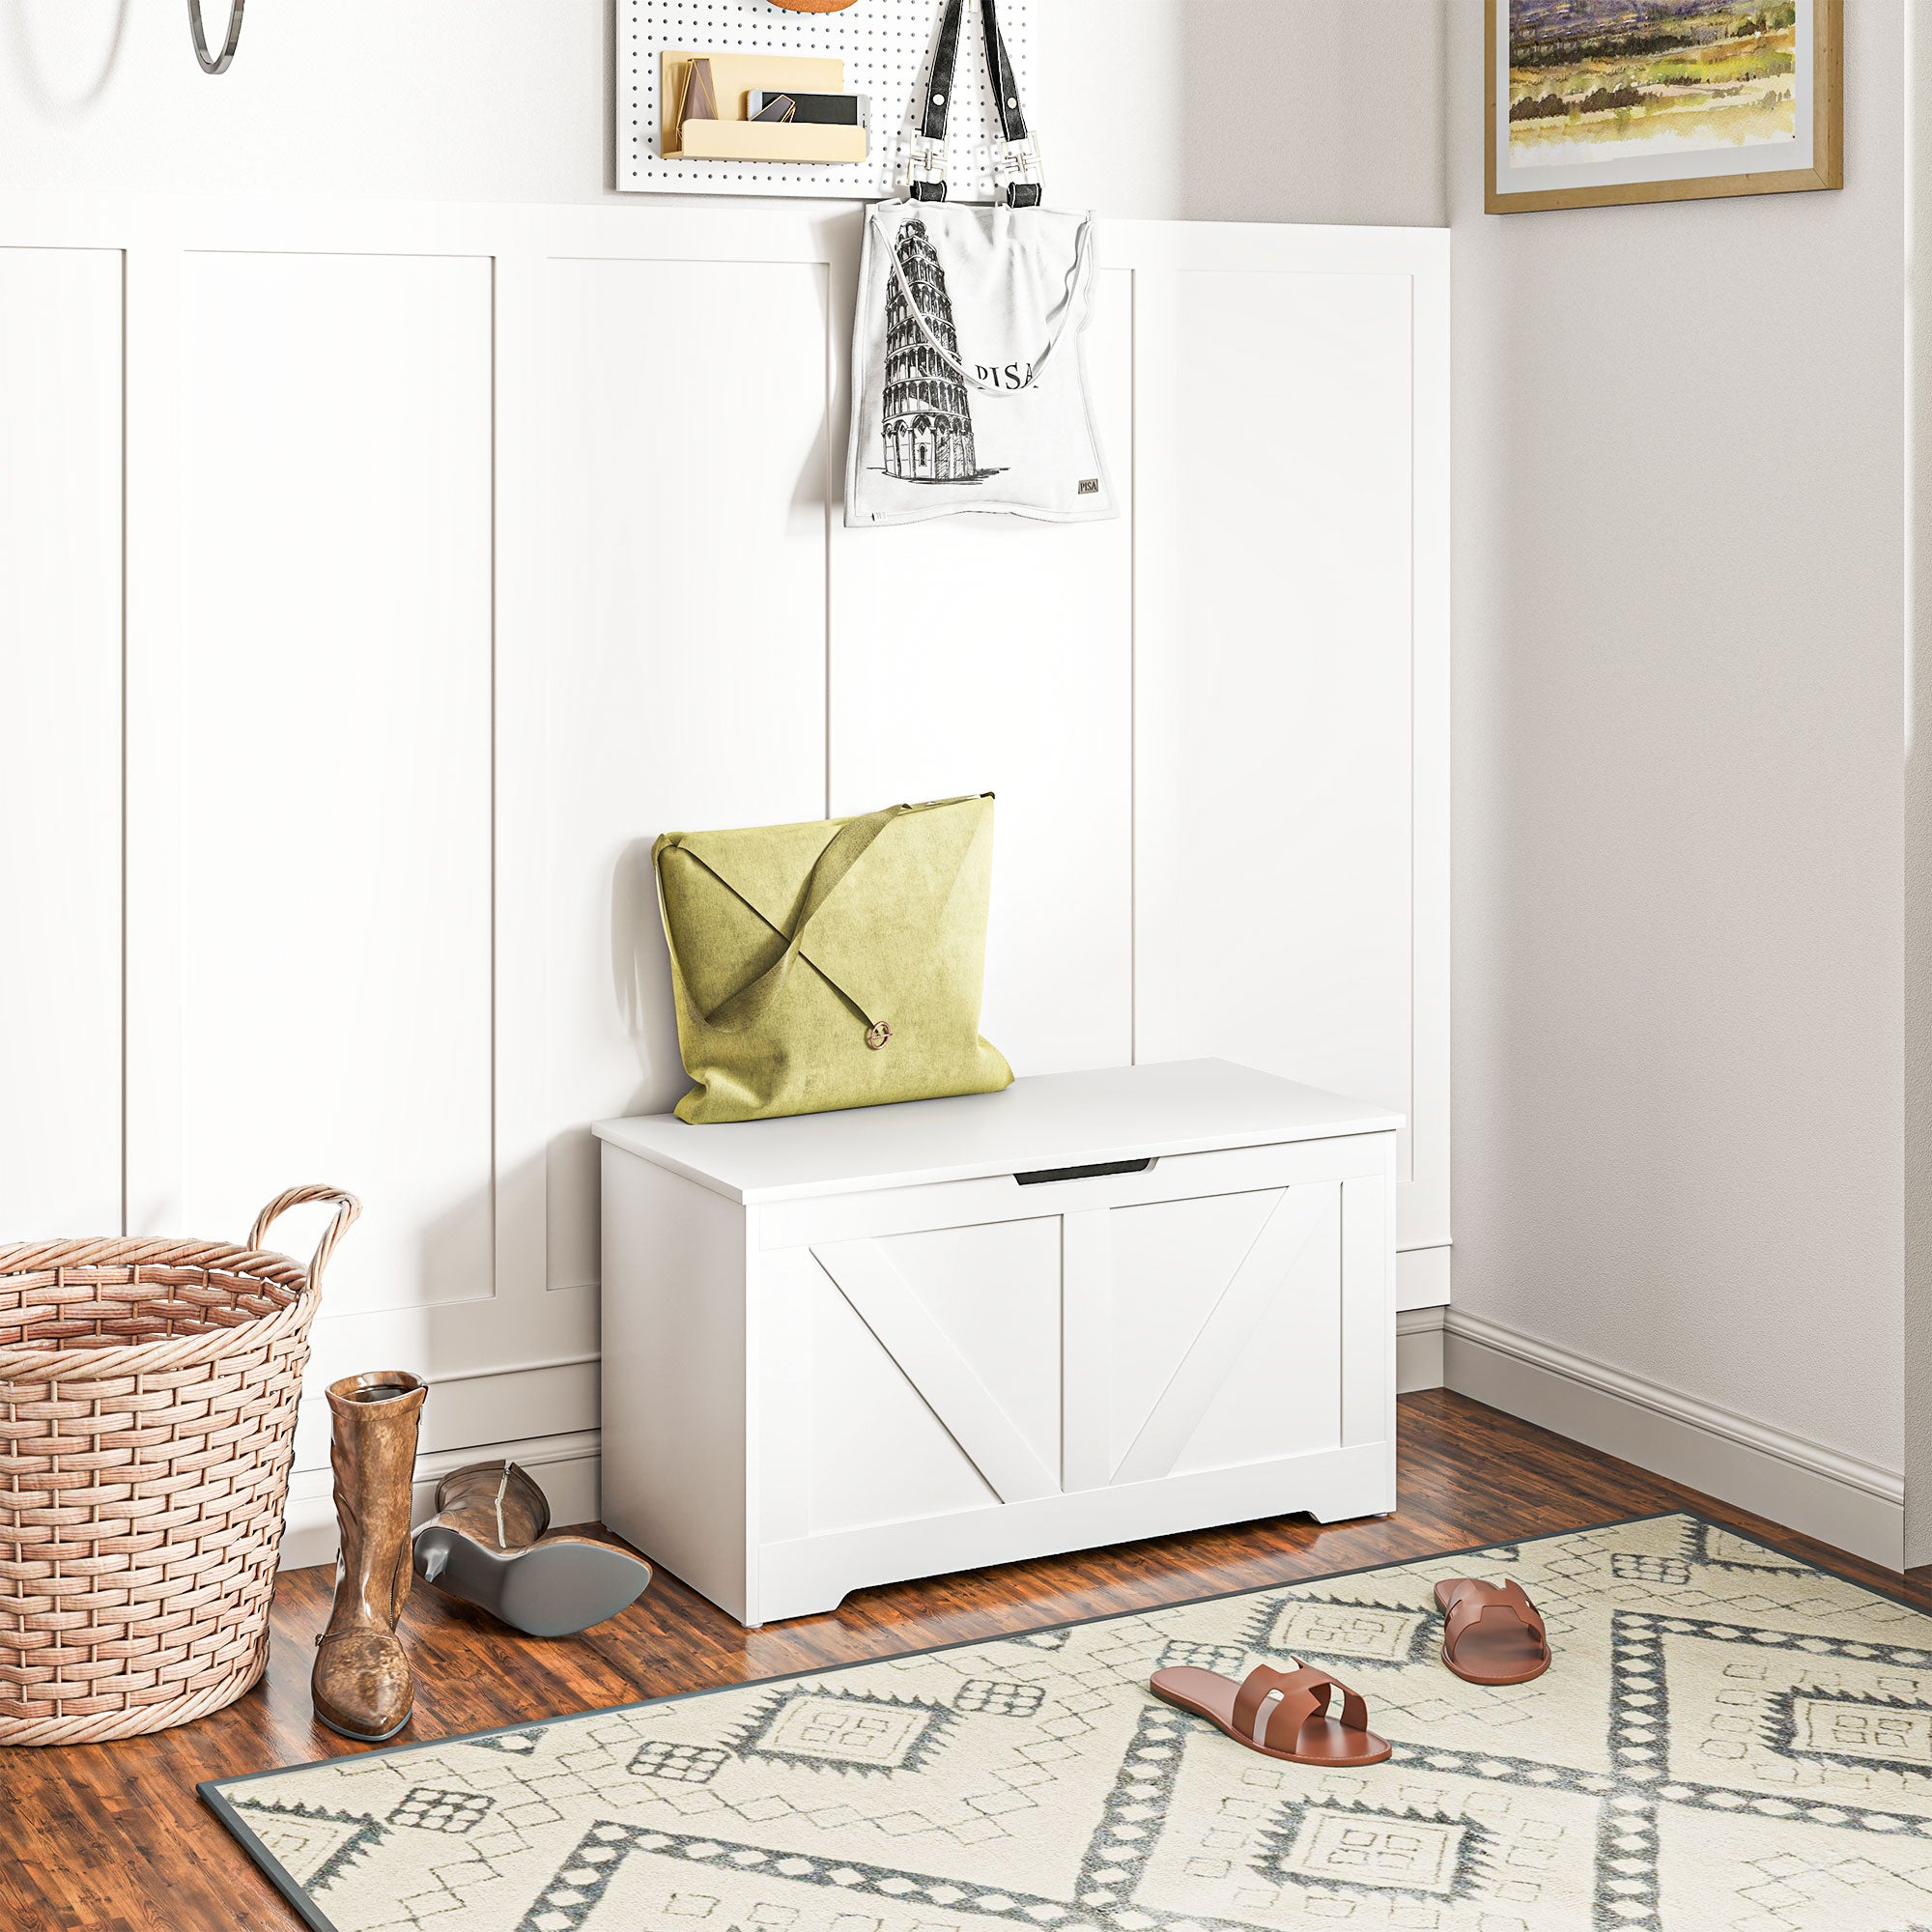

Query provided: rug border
[196,1507,1909,1932]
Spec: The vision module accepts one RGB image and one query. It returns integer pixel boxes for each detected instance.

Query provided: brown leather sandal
[1150,1662,1392,1766]
[1435,1578,1550,1685]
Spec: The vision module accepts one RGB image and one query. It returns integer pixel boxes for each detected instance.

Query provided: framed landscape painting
[1487,0,1842,213]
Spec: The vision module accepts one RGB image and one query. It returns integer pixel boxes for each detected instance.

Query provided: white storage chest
[595,1059,1399,1626]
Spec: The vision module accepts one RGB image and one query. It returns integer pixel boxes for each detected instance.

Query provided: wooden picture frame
[1486,0,1842,214]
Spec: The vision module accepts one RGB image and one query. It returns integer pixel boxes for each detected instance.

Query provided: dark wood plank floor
[8,1388,1928,1932]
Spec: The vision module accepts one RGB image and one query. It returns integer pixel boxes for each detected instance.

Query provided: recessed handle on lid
[1013,1158,1154,1187]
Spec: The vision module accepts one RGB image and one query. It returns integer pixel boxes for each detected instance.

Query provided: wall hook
[187,0,245,74]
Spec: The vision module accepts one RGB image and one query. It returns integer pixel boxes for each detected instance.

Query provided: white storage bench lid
[592,1058,1401,1206]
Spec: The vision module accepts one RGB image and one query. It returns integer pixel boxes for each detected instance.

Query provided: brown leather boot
[311,1371,425,1743]
[413,1460,652,1639]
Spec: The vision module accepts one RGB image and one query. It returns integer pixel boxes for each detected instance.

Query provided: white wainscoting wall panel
[0,196,1449,1567]
[1135,237,1452,1256]
[0,247,124,1237]
[542,252,838,1294]
[173,250,497,1320]
[831,267,1138,1080]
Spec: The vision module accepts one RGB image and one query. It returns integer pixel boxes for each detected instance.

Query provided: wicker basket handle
[247,1185,362,1290]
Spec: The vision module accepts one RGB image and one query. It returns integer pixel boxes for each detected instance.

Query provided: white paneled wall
[0,197,1448,1567]
[174,251,497,1318]
[543,253,837,1293]
[830,269,1138,1081]
[1137,246,1450,1248]
[0,248,123,1235]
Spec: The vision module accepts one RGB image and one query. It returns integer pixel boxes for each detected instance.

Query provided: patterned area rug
[203,1512,1932,1932]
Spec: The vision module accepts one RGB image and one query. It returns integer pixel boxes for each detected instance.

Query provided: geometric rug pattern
[202,1514,1932,1932]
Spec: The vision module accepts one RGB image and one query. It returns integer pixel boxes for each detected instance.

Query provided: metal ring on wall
[187,0,245,74]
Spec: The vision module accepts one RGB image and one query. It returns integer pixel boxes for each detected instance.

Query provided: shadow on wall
[603,0,616,193]
[522,837,684,1293]
[611,836,683,1115]
[9,0,132,112]
[528,836,683,1289]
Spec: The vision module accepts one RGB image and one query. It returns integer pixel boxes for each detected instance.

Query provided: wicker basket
[0,1184,359,1747]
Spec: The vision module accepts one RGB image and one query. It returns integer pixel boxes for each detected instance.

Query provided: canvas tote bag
[845,0,1115,528]
[654,794,1013,1123]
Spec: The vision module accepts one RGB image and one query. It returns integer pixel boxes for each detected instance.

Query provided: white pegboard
[618,0,1036,203]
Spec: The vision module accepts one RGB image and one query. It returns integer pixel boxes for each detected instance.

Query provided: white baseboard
[1443,1309,1906,1571]
[1397,1305,1445,1393]
[290,1355,600,1483]
[1397,1244,1450,1312]
[280,1429,603,1573]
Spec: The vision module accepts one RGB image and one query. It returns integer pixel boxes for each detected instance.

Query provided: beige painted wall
[0,0,1444,225]
[1177,0,1444,226]
[1448,5,1908,1492]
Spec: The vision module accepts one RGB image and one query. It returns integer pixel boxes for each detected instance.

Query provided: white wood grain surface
[594,1058,1401,1201]
[600,1077,1398,1623]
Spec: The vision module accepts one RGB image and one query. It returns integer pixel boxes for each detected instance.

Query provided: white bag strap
[885,213,1090,397]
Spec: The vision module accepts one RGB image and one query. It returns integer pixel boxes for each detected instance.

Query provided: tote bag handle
[908,0,1040,208]
[885,213,1090,397]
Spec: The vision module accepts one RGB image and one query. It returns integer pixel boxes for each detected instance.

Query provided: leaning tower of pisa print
[882,219,979,483]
